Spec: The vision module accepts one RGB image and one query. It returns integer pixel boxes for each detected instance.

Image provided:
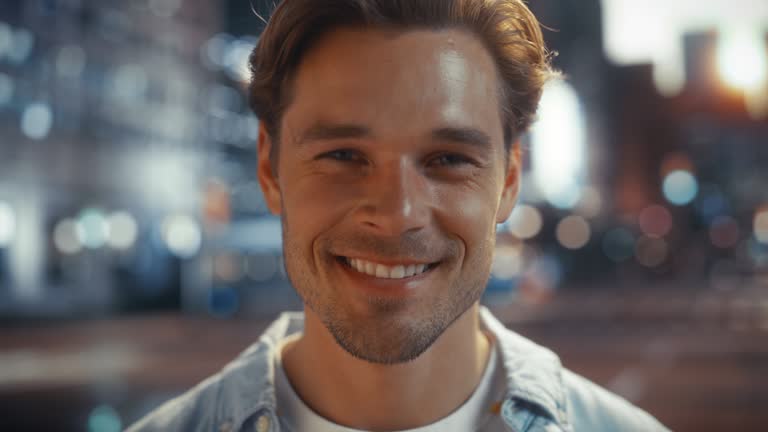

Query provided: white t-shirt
[274,334,508,432]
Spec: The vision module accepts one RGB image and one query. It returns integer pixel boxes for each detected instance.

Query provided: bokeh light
[716,27,768,92]
[531,80,587,209]
[0,201,16,247]
[7,27,33,64]
[223,37,256,83]
[87,404,122,432]
[214,253,243,283]
[662,170,698,206]
[709,216,740,249]
[575,186,603,218]
[635,236,669,267]
[502,205,543,240]
[201,33,234,70]
[755,207,768,244]
[110,64,148,104]
[142,153,196,207]
[107,211,138,250]
[601,0,768,97]
[638,204,673,238]
[53,218,82,254]
[161,214,202,258]
[602,227,636,262]
[56,44,86,78]
[0,3,765,431]
[208,287,239,318]
[76,208,109,249]
[555,215,591,250]
[491,244,525,280]
[21,102,53,140]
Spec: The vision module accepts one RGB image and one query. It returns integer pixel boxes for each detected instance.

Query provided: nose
[353,158,431,236]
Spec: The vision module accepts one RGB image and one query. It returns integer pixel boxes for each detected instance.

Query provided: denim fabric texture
[127,307,670,432]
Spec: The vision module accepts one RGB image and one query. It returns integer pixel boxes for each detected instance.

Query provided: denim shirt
[127,307,669,432]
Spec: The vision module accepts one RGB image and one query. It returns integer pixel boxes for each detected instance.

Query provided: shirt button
[256,414,270,432]
[218,420,233,432]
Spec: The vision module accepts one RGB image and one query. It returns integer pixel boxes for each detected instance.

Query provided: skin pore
[257,27,521,430]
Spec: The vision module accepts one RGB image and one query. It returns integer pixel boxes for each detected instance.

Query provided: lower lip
[335,258,438,298]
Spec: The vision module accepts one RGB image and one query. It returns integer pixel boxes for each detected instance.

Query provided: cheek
[281,176,357,242]
[289,174,360,213]
[436,185,499,253]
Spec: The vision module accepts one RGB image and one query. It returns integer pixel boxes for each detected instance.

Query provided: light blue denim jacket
[127,307,669,432]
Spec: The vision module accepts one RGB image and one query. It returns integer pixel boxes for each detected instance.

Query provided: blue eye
[320,149,362,162]
[431,153,472,167]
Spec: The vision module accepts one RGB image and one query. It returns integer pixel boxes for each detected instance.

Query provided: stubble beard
[280,212,494,365]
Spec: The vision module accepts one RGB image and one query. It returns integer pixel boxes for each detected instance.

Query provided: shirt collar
[213,312,302,430]
[216,308,568,430]
[479,307,570,426]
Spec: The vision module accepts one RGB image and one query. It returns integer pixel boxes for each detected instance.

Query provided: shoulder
[125,371,224,432]
[561,369,669,432]
[481,308,669,431]
[126,341,275,432]
[126,312,304,432]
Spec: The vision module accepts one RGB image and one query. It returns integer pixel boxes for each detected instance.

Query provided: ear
[496,142,521,224]
[257,123,282,215]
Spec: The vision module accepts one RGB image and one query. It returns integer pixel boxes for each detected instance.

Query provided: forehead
[281,27,504,147]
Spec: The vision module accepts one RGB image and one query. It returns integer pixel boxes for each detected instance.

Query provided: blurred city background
[0,0,766,430]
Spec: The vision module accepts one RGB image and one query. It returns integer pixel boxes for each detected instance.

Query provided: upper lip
[336,255,437,266]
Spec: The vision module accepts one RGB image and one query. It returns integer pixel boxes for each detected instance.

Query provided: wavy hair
[248,0,557,151]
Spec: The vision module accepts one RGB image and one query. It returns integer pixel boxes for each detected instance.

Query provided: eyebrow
[431,127,492,151]
[297,122,492,151]
[298,123,372,146]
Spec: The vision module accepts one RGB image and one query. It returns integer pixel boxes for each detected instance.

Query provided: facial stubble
[279,206,496,365]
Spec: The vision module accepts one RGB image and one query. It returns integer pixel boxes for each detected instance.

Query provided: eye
[429,153,474,167]
[317,149,365,163]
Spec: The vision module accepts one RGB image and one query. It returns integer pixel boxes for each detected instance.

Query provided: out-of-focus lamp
[716,27,768,119]
[531,80,587,210]
[0,201,16,247]
[717,28,768,92]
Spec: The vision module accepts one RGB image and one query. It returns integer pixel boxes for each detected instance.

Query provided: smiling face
[258,27,520,364]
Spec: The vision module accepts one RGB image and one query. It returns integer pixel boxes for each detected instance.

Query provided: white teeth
[375,264,388,278]
[345,257,432,279]
[390,265,405,279]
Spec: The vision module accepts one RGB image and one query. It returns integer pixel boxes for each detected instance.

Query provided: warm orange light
[716,28,768,92]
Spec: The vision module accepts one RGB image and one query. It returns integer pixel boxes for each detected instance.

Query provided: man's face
[258,27,519,364]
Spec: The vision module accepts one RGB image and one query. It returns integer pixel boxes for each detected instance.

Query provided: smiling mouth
[336,256,440,280]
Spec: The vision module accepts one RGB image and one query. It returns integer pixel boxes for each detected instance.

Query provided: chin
[319,299,473,365]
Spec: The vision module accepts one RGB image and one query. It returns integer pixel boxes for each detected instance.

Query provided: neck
[281,303,491,431]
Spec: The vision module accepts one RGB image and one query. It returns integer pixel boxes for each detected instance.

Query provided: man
[129,0,669,431]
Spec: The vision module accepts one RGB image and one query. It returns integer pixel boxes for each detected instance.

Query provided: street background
[0,0,766,430]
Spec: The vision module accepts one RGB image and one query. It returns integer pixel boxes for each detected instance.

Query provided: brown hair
[248,0,556,151]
